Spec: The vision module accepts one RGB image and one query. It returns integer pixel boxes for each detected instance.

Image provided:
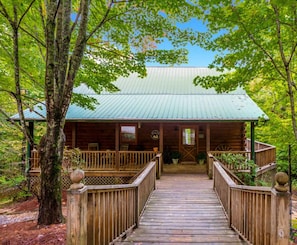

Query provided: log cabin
[13,67,270,175]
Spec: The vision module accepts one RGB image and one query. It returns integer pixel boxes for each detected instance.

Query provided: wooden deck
[115,174,247,244]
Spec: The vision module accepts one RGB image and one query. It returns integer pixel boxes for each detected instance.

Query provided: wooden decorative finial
[274,172,289,192]
[69,169,85,190]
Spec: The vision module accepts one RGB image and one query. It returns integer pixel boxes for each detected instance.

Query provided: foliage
[63,147,82,171]
[194,0,297,143]
[196,152,206,161]
[0,0,203,225]
[216,153,257,186]
[0,161,31,201]
[171,151,182,159]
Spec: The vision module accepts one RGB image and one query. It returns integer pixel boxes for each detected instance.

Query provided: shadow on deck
[115,174,247,244]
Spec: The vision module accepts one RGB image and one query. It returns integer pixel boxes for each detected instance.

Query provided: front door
[180,127,197,162]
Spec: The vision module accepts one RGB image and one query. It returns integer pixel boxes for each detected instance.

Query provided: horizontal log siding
[209,122,245,151]
[213,161,275,245]
[163,124,179,152]
[64,122,117,150]
[63,122,246,153]
[138,123,161,150]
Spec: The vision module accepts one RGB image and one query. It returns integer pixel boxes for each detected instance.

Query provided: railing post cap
[70,168,85,190]
[274,172,289,192]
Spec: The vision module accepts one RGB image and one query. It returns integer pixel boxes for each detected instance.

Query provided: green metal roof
[13,67,269,122]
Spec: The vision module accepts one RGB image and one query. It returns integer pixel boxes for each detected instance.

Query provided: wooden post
[271,172,290,245]
[67,170,88,245]
[250,122,255,163]
[208,154,214,179]
[155,153,162,179]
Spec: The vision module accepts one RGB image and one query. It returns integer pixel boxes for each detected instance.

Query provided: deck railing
[207,140,276,178]
[67,161,156,245]
[213,161,290,245]
[246,139,276,167]
[31,150,156,171]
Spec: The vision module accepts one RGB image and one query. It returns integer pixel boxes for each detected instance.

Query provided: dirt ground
[0,193,67,245]
[1,191,297,245]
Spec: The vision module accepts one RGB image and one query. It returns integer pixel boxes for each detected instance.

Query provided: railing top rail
[210,151,249,154]
[217,161,245,185]
[214,161,237,187]
[230,184,271,193]
[133,162,155,186]
[254,146,276,153]
[246,138,276,148]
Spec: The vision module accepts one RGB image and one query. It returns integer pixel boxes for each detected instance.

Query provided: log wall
[64,122,246,152]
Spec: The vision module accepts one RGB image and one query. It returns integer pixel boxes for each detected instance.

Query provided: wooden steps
[114,174,247,244]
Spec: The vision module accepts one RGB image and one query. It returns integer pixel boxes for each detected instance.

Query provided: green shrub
[216,153,257,186]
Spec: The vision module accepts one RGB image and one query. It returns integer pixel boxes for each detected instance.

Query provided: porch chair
[88,143,99,151]
[120,144,129,151]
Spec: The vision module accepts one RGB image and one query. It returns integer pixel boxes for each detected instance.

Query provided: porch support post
[71,123,76,148]
[115,123,120,169]
[26,121,34,172]
[250,122,255,163]
[159,123,164,173]
[206,124,212,178]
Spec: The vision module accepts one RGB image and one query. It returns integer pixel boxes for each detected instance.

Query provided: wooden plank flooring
[115,174,247,244]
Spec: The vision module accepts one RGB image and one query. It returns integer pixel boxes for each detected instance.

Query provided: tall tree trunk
[38,125,65,224]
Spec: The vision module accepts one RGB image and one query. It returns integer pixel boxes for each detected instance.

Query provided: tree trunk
[38,125,65,225]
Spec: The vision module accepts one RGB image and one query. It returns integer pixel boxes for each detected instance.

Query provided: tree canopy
[194,0,297,143]
[0,0,203,225]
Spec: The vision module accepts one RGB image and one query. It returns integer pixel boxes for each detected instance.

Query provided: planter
[172,158,179,164]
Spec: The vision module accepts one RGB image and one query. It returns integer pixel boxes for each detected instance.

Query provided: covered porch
[29,138,276,177]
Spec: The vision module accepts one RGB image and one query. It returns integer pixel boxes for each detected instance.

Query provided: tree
[0,0,201,225]
[194,0,297,142]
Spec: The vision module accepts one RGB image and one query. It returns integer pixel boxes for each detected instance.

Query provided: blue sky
[147,19,216,67]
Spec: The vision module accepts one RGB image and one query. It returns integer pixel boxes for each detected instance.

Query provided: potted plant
[171,151,181,164]
[196,152,206,164]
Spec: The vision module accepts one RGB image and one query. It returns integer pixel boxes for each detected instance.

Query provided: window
[182,128,195,145]
[121,125,136,142]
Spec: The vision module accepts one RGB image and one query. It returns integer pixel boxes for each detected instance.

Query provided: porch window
[121,125,136,142]
[182,128,195,145]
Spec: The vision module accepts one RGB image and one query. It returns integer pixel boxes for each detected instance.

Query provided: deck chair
[88,143,99,151]
[120,144,129,151]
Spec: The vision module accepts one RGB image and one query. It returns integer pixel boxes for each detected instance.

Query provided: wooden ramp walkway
[115,174,246,244]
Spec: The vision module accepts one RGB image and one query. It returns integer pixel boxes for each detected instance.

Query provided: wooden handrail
[213,161,290,245]
[30,150,156,171]
[67,161,156,245]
